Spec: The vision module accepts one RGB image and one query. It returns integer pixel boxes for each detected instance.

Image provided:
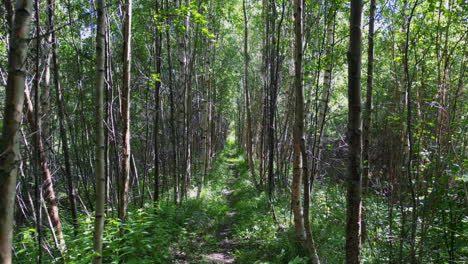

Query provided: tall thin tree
[292,0,306,250]
[118,0,133,221]
[361,0,376,243]
[153,0,162,203]
[92,0,108,261]
[0,0,33,262]
[345,0,363,262]
[243,0,256,186]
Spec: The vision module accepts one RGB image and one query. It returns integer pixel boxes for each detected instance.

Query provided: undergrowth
[13,145,233,263]
[12,142,350,263]
[14,139,450,263]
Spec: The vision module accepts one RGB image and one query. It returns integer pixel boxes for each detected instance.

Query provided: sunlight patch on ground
[204,253,235,263]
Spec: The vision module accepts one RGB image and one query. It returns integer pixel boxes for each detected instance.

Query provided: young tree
[92,0,108,261]
[362,0,375,200]
[118,0,133,222]
[0,0,33,262]
[292,1,319,262]
[292,0,305,245]
[153,0,162,203]
[243,0,256,186]
[361,0,375,243]
[345,0,363,262]
[48,0,79,232]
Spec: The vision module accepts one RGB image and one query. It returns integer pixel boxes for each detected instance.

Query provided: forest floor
[13,138,319,263]
[12,137,364,263]
[171,139,311,263]
[201,162,239,263]
[14,136,460,263]
[174,144,243,263]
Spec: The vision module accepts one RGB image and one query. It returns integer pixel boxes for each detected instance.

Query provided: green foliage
[12,132,467,263]
[13,146,235,263]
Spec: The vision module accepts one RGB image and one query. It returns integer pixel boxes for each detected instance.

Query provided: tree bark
[179,0,192,201]
[118,0,133,222]
[48,0,79,234]
[403,2,419,262]
[153,0,162,203]
[345,0,363,263]
[33,1,43,260]
[92,0,107,261]
[0,0,33,262]
[25,86,66,252]
[243,0,257,187]
[361,0,375,243]
[292,0,306,246]
[166,13,180,204]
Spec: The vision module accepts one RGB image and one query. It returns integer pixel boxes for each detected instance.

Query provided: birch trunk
[292,0,305,246]
[118,0,133,222]
[0,0,33,262]
[243,0,257,186]
[92,0,107,261]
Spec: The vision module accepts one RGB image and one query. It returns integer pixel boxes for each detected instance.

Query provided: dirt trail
[203,164,238,263]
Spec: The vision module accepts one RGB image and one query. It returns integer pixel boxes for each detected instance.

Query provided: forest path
[202,160,239,263]
[173,142,245,264]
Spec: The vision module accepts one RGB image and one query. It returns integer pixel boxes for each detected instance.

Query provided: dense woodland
[0,0,466,263]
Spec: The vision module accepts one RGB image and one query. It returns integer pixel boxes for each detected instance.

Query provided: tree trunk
[243,0,257,186]
[153,0,162,203]
[361,0,375,243]
[118,0,133,222]
[33,1,43,260]
[292,0,306,247]
[25,87,66,252]
[403,2,419,262]
[311,13,335,190]
[92,0,107,261]
[48,0,79,234]
[345,0,363,263]
[166,17,180,204]
[0,0,33,262]
[179,0,192,201]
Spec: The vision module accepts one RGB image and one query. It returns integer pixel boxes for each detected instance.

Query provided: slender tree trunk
[180,0,192,200]
[296,7,319,262]
[25,87,66,252]
[118,0,133,222]
[292,0,306,246]
[197,52,212,198]
[207,75,213,170]
[0,0,33,262]
[104,10,112,215]
[209,71,216,163]
[361,0,375,243]
[259,0,268,188]
[197,84,209,199]
[267,0,285,200]
[92,0,107,261]
[403,2,419,262]
[153,0,162,203]
[311,14,335,191]
[33,1,43,261]
[48,0,79,234]
[243,0,257,186]
[166,16,180,204]
[345,0,363,262]
[362,0,375,199]
[104,14,119,213]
